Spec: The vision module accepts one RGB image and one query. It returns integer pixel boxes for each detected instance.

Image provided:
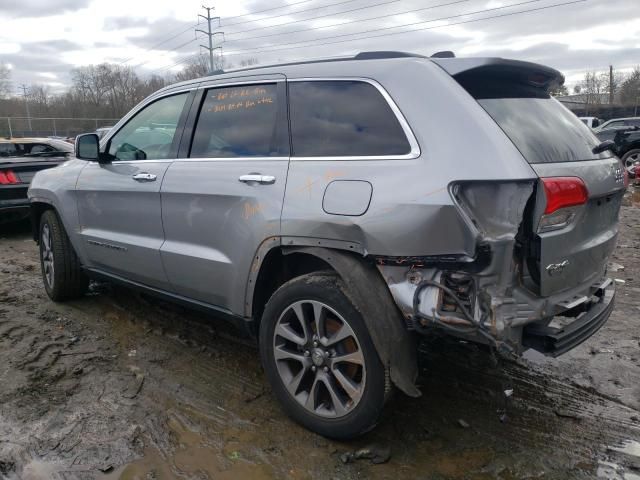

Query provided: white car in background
[579,116,602,129]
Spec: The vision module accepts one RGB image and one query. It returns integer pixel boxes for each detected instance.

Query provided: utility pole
[18,84,32,132]
[196,5,224,73]
[609,65,614,106]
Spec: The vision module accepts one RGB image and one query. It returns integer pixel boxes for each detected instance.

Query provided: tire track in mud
[415,338,640,475]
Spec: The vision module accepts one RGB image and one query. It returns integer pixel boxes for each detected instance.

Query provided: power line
[130,37,199,69]
[221,0,582,57]
[222,0,359,27]
[225,0,403,37]
[118,0,330,67]
[225,0,473,43]
[223,0,315,21]
[119,23,198,65]
[150,0,585,75]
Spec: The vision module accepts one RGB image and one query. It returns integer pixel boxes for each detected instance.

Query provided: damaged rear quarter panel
[280,59,537,258]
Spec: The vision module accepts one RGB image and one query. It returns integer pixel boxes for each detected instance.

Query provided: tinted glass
[606,121,624,129]
[479,97,610,163]
[0,143,21,157]
[627,119,640,127]
[29,144,55,154]
[109,93,188,161]
[289,81,411,157]
[190,83,285,158]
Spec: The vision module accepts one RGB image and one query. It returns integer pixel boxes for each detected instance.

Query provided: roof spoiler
[431,57,565,93]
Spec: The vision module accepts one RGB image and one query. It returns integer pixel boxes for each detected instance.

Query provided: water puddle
[609,439,640,458]
[597,440,640,480]
[105,413,274,480]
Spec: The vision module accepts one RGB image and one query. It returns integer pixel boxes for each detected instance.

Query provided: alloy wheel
[272,300,366,418]
[625,152,640,168]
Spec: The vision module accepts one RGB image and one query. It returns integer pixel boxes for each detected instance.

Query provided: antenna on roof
[431,51,455,58]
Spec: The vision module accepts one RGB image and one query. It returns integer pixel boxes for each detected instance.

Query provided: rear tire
[259,271,386,439]
[39,210,89,301]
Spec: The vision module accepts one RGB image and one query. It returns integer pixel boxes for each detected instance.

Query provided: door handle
[238,174,276,185]
[132,173,157,182]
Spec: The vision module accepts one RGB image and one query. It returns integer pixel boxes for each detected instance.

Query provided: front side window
[289,80,411,157]
[29,144,55,154]
[190,83,286,158]
[108,93,188,161]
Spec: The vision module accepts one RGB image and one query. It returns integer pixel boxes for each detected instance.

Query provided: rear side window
[478,97,607,163]
[0,143,21,157]
[28,144,55,154]
[289,80,411,157]
[190,83,287,158]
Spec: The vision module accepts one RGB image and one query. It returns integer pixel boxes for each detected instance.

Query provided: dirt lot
[1,193,640,480]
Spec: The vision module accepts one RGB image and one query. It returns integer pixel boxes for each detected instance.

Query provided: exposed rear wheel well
[251,249,334,327]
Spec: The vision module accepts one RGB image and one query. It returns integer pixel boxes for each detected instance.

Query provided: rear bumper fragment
[522,280,615,357]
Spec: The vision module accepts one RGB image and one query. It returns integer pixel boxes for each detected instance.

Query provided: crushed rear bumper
[522,280,615,357]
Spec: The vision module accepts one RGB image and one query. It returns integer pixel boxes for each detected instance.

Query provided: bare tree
[238,57,259,68]
[29,84,51,108]
[620,66,640,107]
[550,84,568,96]
[173,54,226,82]
[0,63,11,99]
[579,71,606,112]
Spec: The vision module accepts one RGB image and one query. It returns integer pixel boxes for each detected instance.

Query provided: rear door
[76,90,194,289]
[160,75,289,314]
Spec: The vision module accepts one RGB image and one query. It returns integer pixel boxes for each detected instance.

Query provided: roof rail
[354,51,427,60]
[431,51,455,58]
[201,51,429,77]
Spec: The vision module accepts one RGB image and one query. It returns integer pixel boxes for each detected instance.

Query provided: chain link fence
[0,117,120,139]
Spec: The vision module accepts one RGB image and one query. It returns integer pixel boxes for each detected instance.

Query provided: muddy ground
[1,193,640,480]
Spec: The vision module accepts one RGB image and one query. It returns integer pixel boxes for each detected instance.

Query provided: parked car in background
[594,117,640,133]
[0,137,74,158]
[28,52,623,439]
[1,138,72,224]
[595,125,640,175]
[579,116,602,129]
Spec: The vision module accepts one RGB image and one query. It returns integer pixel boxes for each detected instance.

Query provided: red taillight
[541,177,588,215]
[0,170,20,185]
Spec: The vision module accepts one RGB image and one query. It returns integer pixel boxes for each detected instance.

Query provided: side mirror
[75,133,101,161]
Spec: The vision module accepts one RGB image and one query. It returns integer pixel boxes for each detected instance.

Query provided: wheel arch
[248,241,421,398]
[29,200,56,243]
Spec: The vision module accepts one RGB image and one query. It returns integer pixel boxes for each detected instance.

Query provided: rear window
[289,80,411,157]
[478,97,608,164]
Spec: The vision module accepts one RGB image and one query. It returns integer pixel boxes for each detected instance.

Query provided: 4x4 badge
[612,164,624,183]
[546,260,569,276]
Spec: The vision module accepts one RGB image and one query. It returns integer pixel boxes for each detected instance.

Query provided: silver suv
[28,52,623,439]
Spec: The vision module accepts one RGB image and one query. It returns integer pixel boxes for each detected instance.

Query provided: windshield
[478,97,611,164]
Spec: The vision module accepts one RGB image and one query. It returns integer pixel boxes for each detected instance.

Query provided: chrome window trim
[196,78,285,91]
[287,77,421,161]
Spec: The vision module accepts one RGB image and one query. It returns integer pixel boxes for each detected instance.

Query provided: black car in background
[0,138,72,224]
[595,126,640,178]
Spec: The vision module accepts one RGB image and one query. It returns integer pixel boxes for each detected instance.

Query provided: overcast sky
[0,0,638,93]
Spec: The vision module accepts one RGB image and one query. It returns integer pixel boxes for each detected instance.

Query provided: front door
[76,91,193,289]
[160,76,289,314]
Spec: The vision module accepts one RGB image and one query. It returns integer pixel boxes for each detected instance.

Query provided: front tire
[259,272,386,439]
[39,210,88,301]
